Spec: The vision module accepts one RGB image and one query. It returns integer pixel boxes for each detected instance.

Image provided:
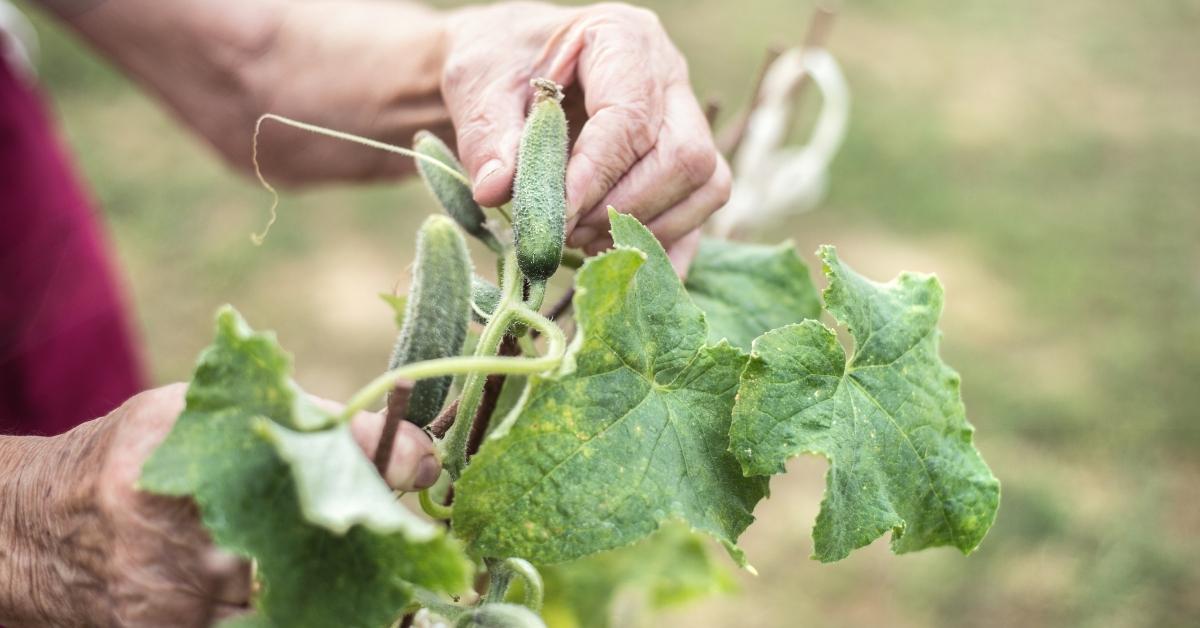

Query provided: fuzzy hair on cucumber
[511,78,568,283]
[414,130,503,253]
[470,275,502,324]
[388,214,473,426]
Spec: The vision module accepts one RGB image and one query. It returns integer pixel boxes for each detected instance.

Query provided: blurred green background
[17,0,1199,626]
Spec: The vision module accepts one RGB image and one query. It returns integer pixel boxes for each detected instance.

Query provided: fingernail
[569,225,598,247]
[474,159,503,187]
[414,454,442,489]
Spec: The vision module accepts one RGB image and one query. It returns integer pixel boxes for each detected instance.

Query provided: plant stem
[440,252,565,478]
[517,333,538,356]
[251,113,493,244]
[440,251,522,478]
[338,351,555,422]
[254,114,469,185]
[494,202,513,224]
[418,489,453,520]
[374,379,413,476]
[525,280,547,310]
[484,557,544,611]
[466,337,519,460]
[427,399,460,439]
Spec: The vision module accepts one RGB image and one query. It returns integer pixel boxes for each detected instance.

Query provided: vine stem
[337,341,560,423]
[418,489,453,520]
[484,557,544,611]
[250,113,472,243]
[338,250,566,470]
[441,253,566,478]
[374,379,413,477]
[465,336,519,459]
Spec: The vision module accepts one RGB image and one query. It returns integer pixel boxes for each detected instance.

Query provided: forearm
[0,423,112,626]
[38,0,280,153]
[39,0,451,182]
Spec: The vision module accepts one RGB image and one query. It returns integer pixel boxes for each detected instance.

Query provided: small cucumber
[454,604,545,628]
[414,130,503,252]
[511,78,568,283]
[470,275,502,324]
[388,215,473,426]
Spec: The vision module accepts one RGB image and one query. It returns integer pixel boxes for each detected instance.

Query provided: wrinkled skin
[60,0,721,271]
[442,2,729,262]
[0,384,439,627]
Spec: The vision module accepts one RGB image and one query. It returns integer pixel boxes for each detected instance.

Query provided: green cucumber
[414,130,502,252]
[511,78,568,283]
[388,215,473,426]
[454,604,545,628]
[470,275,502,324]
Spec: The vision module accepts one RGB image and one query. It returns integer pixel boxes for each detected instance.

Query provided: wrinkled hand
[442,2,728,267]
[65,384,437,626]
[74,0,723,271]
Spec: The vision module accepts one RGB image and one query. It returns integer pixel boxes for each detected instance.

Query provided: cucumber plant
[142,79,1000,628]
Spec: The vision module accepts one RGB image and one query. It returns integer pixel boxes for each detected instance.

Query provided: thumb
[348,411,442,491]
[308,395,441,491]
[443,67,527,208]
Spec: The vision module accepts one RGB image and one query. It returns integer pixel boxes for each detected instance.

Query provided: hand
[57,0,724,269]
[441,2,731,267]
[55,0,452,187]
[0,384,438,627]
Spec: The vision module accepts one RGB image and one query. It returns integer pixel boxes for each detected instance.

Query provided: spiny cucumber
[470,275,501,324]
[388,215,473,426]
[511,78,568,283]
[414,130,502,252]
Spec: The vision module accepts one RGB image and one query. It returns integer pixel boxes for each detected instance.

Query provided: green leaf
[540,524,736,628]
[729,247,1000,562]
[255,420,439,538]
[380,293,408,330]
[684,238,821,350]
[453,210,767,565]
[140,306,470,628]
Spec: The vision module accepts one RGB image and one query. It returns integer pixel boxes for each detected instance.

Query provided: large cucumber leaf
[729,247,1000,562]
[453,210,767,565]
[684,238,821,351]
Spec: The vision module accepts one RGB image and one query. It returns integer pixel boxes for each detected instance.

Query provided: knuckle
[454,109,499,162]
[673,140,717,187]
[442,51,510,98]
[441,62,467,93]
[440,54,475,93]
[583,151,627,195]
[711,160,733,207]
[616,100,658,155]
[713,178,733,209]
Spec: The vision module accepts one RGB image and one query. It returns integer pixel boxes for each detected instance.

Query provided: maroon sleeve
[0,57,145,436]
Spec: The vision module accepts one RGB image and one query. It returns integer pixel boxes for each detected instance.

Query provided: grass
[17,0,1200,626]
